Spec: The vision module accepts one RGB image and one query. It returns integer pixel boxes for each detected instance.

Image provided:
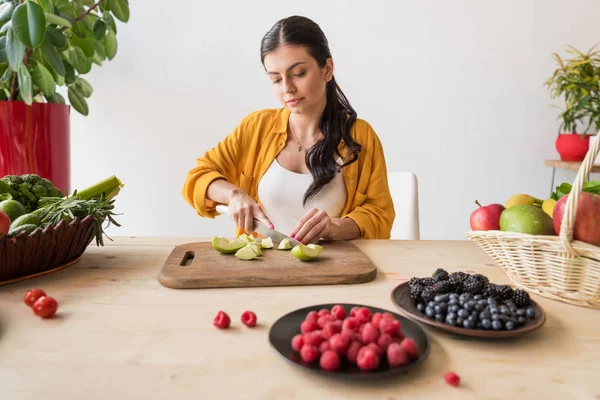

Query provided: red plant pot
[0,100,70,193]
[555,133,590,162]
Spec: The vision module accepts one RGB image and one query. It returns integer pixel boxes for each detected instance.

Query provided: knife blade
[216,205,301,246]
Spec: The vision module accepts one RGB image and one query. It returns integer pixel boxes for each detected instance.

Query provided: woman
[182,15,395,244]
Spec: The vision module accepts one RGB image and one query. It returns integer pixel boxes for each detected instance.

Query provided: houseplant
[545,44,600,161]
[0,0,129,192]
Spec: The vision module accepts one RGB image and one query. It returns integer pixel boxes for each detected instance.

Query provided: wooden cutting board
[158,240,377,289]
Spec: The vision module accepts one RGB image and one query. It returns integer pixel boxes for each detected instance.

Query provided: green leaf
[108,0,129,23]
[37,0,53,12]
[46,26,65,49]
[46,91,64,104]
[17,63,32,104]
[43,12,71,28]
[41,36,64,76]
[6,28,25,71]
[75,76,92,97]
[103,12,116,34]
[72,35,95,57]
[68,85,88,115]
[104,28,116,60]
[92,19,106,41]
[0,2,14,23]
[0,20,11,34]
[583,180,600,194]
[0,36,6,64]
[94,39,105,60]
[63,58,74,83]
[68,46,91,74]
[31,61,54,96]
[12,1,46,48]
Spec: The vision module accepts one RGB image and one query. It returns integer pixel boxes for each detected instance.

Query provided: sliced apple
[235,245,258,260]
[246,242,263,256]
[278,238,293,250]
[261,237,274,249]
[212,236,246,254]
[291,243,323,261]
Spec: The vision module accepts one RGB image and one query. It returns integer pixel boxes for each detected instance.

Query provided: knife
[215,205,301,246]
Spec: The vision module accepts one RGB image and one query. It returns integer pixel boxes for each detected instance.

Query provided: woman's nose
[282,78,296,94]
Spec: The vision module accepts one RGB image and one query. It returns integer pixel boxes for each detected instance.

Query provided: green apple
[291,243,323,261]
[235,245,258,260]
[261,237,274,249]
[212,236,246,254]
[278,238,293,250]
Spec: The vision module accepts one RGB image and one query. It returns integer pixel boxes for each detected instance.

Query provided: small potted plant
[545,44,600,161]
[0,0,129,192]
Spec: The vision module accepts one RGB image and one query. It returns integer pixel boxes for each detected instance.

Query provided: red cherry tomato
[32,296,58,318]
[24,289,47,308]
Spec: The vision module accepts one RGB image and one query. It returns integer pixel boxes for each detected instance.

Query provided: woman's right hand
[228,188,274,233]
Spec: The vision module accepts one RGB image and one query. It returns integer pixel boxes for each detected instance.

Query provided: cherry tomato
[32,296,58,318]
[24,289,47,308]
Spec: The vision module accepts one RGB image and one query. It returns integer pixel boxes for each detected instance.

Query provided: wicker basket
[466,135,600,309]
[0,215,96,285]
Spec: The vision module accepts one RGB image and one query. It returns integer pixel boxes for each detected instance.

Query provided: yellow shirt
[181,107,395,239]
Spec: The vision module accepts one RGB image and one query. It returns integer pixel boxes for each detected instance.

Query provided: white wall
[69,0,600,240]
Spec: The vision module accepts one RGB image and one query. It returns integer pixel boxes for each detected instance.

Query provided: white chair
[388,171,420,240]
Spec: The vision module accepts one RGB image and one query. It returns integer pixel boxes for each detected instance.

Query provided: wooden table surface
[0,237,598,400]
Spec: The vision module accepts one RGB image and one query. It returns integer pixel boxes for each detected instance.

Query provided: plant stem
[60,0,106,32]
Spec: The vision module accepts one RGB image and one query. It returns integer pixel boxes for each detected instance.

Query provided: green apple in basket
[499,205,556,235]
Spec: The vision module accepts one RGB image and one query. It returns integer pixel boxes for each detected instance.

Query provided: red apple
[553,192,600,246]
[470,200,505,230]
[0,210,9,237]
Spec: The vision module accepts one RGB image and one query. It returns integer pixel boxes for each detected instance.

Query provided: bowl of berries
[390,269,546,338]
[268,303,430,379]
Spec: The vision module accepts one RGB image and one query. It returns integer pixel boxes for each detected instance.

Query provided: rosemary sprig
[36,192,122,246]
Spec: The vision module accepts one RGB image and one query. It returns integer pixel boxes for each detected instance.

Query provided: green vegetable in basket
[0,199,26,222]
[0,174,63,213]
[8,224,39,238]
[10,213,41,230]
[551,180,600,200]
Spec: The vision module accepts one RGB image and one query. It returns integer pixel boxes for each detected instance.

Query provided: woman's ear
[325,58,334,82]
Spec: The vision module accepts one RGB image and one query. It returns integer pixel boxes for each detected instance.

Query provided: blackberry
[449,271,469,283]
[410,284,424,300]
[408,277,421,287]
[497,285,514,300]
[431,281,451,295]
[483,284,502,300]
[421,287,436,303]
[464,276,485,294]
[448,277,464,294]
[471,274,490,285]
[419,278,435,287]
[513,289,530,307]
[432,268,449,282]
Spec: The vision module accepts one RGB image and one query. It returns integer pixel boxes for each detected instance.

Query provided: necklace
[288,122,306,152]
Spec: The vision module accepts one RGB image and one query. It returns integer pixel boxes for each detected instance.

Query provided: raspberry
[241,311,257,327]
[444,371,460,387]
[371,312,382,328]
[301,319,319,334]
[291,334,304,351]
[367,342,384,356]
[331,305,347,320]
[306,311,319,321]
[300,345,320,363]
[342,317,359,331]
[303,331,325,346]
[319,340,331,354]
[379,318,401,336]
[400,338,419,359]
[329,333,350,355]
[341,329,356,343]
[381,312,396,320]
[355,307,372,324]
[317,314,336,328]
[320,350,341,371]
[360,322,380,344]
[322,321,342,339]
[213,311,230,329]
[377,333,393,350]
[350,306,360,317]
[346,341,362,363]
[318,308,331,317]
[356,346,380,371]
[387,343,410,367]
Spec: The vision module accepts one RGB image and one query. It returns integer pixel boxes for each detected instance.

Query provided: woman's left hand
[290,208,338,244]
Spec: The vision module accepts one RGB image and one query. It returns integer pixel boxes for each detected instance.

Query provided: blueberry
[463,319,475,329]
[526,308,536,319]
[417,303,425,312]
[445,316,456,325]
[435,313,444,322]
[492,320,503,330]
[479,311,491,320]
[448,304,460,313]
[516,309,526,317]
[457,309,469,318]
[491,313,501,321]
[449,298,458,306]
[481,319,492,329]
[518,316,527,326]
[505,321,516,330]
[434,305,443,314]
[457,317,464,325]
[464,302,475,312]
[473,295,482,300]
[467,314,478,323]
[428,301,436,308]
[449,293,459,299]
[478,299,488,307]
[446,312,457,320]
[474,304,483,311]
[425,307,435,318]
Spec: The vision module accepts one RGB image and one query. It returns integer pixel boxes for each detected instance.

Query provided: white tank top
[257,158,347,236]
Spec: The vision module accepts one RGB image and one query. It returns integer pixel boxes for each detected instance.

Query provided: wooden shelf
[544,160,600,173]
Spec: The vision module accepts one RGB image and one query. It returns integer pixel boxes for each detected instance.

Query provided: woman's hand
[228,188,273,233]
[290,208,339,244]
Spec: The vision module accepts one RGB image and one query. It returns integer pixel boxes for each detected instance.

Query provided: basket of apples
[466,137,600,309]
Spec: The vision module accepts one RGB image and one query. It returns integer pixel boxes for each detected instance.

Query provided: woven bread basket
[0,215,96,285]
[466,135,600,309]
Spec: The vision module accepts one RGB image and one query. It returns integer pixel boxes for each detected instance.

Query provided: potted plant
[0,0,129,192]
[545,44,600,161]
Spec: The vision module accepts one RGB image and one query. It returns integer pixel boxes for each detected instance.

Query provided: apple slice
[235,245,258,260]
[291,243,323,261]
[261,237,274,249]
[246,242,263,256]
[278,238,293,250]
[212,236,246,254]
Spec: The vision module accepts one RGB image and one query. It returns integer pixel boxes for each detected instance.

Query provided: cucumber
[10,213,40,230]
[8,224,39,237]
